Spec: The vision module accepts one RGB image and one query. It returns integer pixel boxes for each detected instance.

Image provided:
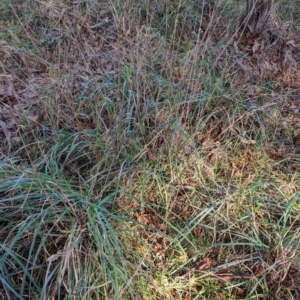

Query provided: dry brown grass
[0,0,300,299]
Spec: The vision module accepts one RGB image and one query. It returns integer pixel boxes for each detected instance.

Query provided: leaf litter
[1,0,300,299]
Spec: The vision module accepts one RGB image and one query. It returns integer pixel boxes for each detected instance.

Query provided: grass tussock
[0,0,300,299]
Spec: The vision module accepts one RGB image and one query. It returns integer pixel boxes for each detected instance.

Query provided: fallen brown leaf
[0,120,11,142]
[195,258,212,271]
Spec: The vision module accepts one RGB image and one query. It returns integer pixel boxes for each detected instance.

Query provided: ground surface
[0,0,300,299]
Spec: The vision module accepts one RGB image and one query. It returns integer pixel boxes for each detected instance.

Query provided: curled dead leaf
[252,39,260,53]
[0,120,11,142]
[195,258,212,271]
